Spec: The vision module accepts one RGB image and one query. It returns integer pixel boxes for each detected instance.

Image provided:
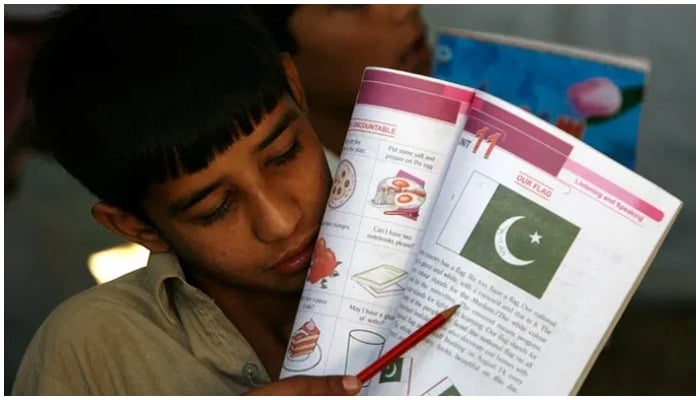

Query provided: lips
[268,236,317,276]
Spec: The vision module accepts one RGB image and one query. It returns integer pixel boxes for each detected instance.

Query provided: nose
[249,185,302,243]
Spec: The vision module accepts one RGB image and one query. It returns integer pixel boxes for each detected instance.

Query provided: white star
[529,231,542,244]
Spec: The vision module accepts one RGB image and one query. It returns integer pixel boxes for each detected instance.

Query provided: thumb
[244,375,362,396]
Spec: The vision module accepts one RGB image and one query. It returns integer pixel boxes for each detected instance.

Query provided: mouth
[268,234,318,276]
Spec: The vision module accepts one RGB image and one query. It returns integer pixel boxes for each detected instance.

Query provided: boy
[12,5,361,395]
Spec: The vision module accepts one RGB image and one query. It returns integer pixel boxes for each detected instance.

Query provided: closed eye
[197,195,233,226]
[270,138,302,166]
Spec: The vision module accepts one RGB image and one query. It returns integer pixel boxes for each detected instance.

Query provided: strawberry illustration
[308,237,341,288]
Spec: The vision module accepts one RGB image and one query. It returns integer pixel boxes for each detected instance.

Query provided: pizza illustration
[328,159,356,209]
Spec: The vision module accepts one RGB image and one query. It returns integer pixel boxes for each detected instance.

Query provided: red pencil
[356,304,460,383]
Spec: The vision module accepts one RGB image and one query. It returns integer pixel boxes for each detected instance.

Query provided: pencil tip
[442,304,460,319]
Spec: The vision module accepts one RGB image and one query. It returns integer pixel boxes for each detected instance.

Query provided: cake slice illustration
[288,319,321,358]
[283,318,323,372]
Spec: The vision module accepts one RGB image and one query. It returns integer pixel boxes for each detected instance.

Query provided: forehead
[142,96,303,202]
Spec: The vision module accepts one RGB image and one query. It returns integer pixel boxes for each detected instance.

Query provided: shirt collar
[145,252,187,325]
[143,252,271,386]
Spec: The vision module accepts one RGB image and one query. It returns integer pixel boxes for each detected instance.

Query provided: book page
[279,69,475,393]
[383,91,681,395]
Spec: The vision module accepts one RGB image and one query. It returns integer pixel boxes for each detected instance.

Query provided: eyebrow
[166,179,224,217]
[165,110,299,217]
[255,109,299,153]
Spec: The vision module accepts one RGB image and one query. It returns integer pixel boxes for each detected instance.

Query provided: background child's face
[141,95,331,293]
[289,5,431,109]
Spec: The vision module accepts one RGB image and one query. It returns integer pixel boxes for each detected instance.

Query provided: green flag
[460,185,580,298]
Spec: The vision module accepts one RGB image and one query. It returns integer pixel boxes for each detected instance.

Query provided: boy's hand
[243,375,362,396]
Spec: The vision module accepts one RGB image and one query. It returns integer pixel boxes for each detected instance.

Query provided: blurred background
[4,4,695,395]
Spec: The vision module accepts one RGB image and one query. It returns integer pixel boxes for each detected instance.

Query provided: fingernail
[342,376,362,392]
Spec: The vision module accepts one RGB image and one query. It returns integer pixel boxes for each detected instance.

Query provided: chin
[414,50,433,75]
[264,268,309,294]
[413,61,431,76]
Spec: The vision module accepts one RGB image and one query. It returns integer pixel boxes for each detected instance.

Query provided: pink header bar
[471,96,573,155]
[465,116,569,176]
[465,97,574,176]
[563,159,664,222]
[363,68,476,105]
[356,80,462,123]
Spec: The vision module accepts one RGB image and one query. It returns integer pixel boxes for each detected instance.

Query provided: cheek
[290,146,331,209]
[309,28,396,70]
[168,226,237,266]
[312,156,332,204]
[339,40,396,71]
[342,26,405,63]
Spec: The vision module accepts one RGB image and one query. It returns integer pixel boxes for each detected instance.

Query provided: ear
[92,202,170,253]
[280,53,308,112]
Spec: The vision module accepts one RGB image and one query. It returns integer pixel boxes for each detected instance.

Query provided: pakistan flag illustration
[461,185,580,298]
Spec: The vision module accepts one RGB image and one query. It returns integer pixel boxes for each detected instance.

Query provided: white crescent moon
[494,216,534,266]
[384,363,398,379]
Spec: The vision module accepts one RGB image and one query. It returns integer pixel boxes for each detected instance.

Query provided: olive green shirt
[12,253,271,395]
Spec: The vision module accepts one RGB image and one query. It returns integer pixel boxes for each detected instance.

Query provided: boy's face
[141,94,331,294]
[289,5,431,109]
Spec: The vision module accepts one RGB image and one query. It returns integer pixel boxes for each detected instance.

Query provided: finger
[244,375,362,396]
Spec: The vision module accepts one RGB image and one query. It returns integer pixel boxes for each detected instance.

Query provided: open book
[279,67,681,395]
[432,28,650,170]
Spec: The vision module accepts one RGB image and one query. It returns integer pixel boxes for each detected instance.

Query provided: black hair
[28,5,290,216]
[249,5,300,55]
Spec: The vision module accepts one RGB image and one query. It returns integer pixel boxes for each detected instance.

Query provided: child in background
[251,5,432,171]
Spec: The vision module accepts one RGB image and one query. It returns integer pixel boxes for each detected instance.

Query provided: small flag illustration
[421,377,461,396]
[379,357,405,383]
[460,184,580,298]
[372,356,412,395]
[438,385,461,396]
